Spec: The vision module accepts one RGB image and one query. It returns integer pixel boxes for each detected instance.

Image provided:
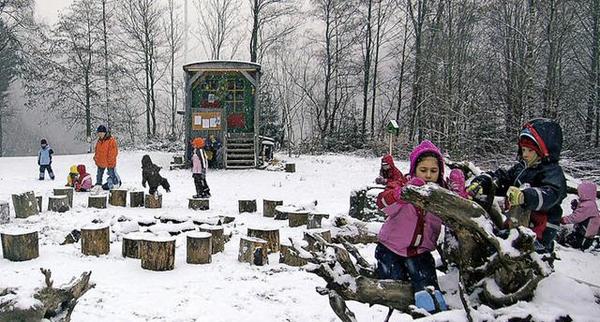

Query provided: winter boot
[413,287,447,314]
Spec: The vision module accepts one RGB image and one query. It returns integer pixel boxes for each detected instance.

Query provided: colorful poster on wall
[192,112,222,131]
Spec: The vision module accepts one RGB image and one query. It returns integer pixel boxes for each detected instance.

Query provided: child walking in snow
[375,140,460,314]
[38,138,55,180]
[559,181,600,250]
[141,155,171,195]
[467,118,567,254]
[191,138,211,198]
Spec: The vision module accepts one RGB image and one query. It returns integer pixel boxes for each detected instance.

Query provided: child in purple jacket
[376,140,462,313]
[560,181,600,250]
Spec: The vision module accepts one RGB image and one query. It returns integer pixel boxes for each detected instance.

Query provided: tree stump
[199,224,224,254]
[108,189,127,207]
[186,232,212,264]
[238,236,269,266]
[53,188,74,208]
[188,198,210,210]
[263,199,283,217]
[48,195,70,213]
[308,213,329,229]
[81,224,110,256]
[173,155,183,164]
[247,227,280,253]
[285,163,295,173]
[11,191,39,218]
[289,212,309,227]
[304,229,332,251]
[122,232,148,259]
[88,195,107,209]
[238,199,257,213]
[145,194,162,208]
[140,236,176,271]
[130,191,144,207]
[0,202,9,224]
[274,206,309,221]
[1,229,39,261]
[35,196,42,212]
[279,243,308,266]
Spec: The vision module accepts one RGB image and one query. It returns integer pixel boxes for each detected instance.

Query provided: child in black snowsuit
[468,118,567,254]
[141,155,170,195]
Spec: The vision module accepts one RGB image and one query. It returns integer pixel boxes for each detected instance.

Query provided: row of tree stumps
[88,189,161,209]
[235,198,331,267]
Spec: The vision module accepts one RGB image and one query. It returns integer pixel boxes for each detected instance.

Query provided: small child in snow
[375,140,460,314]
[191,138,211,198]
[141,155,170,195]
[38,138,55,180]
[75,164,93,192]
[66,165,78,187]
[559,181,600,250]
[375,154,406,189]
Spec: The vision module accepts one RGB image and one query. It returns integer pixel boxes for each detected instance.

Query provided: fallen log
[293,183,552,318]
[0,268,94,322]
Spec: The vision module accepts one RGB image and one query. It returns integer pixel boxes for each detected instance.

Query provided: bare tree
[164,0,183,139]
[23,0,103,141]
[117,0,165,138]
[249,0,298,63]
[194,0,238,60]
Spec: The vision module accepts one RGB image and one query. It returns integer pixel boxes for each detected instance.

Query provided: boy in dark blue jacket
[38,138,55,180]
[468,118,567,254]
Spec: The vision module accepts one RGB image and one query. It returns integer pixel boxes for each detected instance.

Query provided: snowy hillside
[0,151,599,321]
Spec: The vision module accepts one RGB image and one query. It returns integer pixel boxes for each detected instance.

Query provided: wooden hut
[183,61,261,169]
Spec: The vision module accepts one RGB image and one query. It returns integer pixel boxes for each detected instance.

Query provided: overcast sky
[35,0,72,24]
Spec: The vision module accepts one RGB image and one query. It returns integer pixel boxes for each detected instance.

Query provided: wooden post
[130,191,144,207]
[1,230,39,261]
[238,236,268,266]
[35,196,42,212]
[0,202,9,224]
[263,199,283,217]
[289,212,309,227]
[81,224,110,256]
[285,163,296,173]
[188,198,209,210]
[238,199,257,213]
[88,195,107,209]
[247,227,280,253]
[140,237,176,271]
[307,213,329,229]
[11,191,39,218]
[186,232,212,264]
[53,188,74,208]
[199,224,224,253]
[48,195,70,213]
[304,229,332,251]
[279,243,308,267]
[122,232,146,259]
[109,189,127,207]
[145,194,163,208]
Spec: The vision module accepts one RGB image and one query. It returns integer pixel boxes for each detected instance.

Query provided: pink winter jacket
[448,169,469,199]
[562,181,600,238]
[192,149,207,174]
[378,140,445,257]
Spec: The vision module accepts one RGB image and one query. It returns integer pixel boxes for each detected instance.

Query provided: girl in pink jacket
[191,138,211,198]
[560,181,600,250]
[376,140,461,313]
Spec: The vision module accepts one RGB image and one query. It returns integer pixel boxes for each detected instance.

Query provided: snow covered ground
[1,151,599,321]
